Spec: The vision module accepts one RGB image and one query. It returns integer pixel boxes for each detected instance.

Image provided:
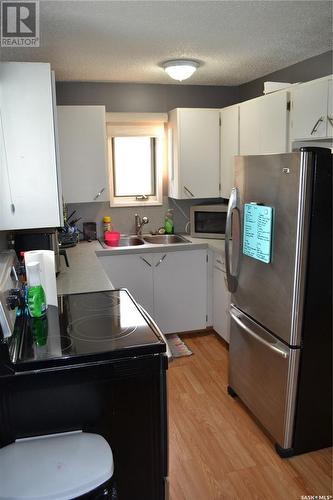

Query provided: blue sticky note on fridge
[243,204,273,264]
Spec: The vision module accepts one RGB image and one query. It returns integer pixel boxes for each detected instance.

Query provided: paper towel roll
[25,250,57,306]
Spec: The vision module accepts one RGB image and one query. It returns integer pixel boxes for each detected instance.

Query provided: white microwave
[190,204,228,239]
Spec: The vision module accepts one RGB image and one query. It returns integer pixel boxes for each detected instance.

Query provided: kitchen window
[112,136,156,197]
[107,116,165,207]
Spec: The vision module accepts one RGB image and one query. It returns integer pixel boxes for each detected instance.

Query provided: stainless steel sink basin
[118,236,145,246]
[143,234,190,245]
[100,235,145,248]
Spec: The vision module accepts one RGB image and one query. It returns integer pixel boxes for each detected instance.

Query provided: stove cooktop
[11,289,166,371]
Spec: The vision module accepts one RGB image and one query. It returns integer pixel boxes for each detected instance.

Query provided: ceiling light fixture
[163,59,199,82]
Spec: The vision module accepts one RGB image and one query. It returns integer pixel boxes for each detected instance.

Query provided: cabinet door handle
[140,257,152,268]
[155,254,167,267]
[310,117,324,135]
[93,187,105,200]
[327,116,333,127]
[184,186,195,197]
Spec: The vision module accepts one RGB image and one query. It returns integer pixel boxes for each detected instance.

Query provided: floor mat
[166,334,193,358]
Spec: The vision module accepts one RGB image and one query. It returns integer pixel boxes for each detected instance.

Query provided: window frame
[107,120,164,208]
[111,136,157,198]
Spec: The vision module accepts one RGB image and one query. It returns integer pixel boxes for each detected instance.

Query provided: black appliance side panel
[0,355,168,500]
[292,148,332,454]
[14,232,53,254]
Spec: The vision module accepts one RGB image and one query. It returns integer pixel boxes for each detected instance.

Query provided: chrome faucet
[135,214,149,235]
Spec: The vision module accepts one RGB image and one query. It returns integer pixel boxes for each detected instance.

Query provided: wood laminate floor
[168,332,332,500]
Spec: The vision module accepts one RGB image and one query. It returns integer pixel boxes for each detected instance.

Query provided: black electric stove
[10,289,166,371]
[0,252,168,499]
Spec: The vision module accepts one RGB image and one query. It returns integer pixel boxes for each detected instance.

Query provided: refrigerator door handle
[230,309,289,359]
[225,187,240,293]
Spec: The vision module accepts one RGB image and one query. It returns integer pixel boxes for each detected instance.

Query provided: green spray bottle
[27,262,47,318]
[164,209,174,234]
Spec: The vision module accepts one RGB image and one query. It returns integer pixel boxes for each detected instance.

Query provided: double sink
[101,234,191,248]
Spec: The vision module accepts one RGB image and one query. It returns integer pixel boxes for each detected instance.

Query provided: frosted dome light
[163,60,199,81]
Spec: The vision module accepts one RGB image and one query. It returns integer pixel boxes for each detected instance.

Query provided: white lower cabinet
[213,252,231,343]
[98,253,154,316]
[153,250,207,333]
[99,249,208,334]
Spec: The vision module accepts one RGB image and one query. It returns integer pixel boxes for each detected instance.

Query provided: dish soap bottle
[27,262,47,318]
[164,209,174,234]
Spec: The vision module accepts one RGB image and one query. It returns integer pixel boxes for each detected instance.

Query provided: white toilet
[0,431,114,499]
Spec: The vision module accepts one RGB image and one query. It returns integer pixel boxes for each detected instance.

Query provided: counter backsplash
[65,196,224,239]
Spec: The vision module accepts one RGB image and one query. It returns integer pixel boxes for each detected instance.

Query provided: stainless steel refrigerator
[225,147,332,457]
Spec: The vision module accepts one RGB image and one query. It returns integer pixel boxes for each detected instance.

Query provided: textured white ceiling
[1,0,332,85]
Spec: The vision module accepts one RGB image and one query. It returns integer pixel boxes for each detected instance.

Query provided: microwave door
[196,211,225,233]
[192,208,227,239]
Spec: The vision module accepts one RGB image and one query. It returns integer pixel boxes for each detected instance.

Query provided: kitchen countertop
[186,236,225,254]
[56,240,114,295]
[56,236,226,295]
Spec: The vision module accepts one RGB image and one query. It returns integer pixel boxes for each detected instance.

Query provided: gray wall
[57,81,236,234]
[56,82,239,112]
[67,198,169,238]
[56,51,333,111]
[0,53,330,243]
[57,50,332,236]
[67,196,225,238]
[238,50,333,102]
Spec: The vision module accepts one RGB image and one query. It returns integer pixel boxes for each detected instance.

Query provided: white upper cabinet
[168,108,220,199]
[220,105,239,198]
[260,92,289,153]
[239,98,261,155]
[239,91,289,155]
[57,106,109,203]
[290,76,333,141]
[0,62,62,230]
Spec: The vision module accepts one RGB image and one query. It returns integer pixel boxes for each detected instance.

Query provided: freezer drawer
[228,306,300,448]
